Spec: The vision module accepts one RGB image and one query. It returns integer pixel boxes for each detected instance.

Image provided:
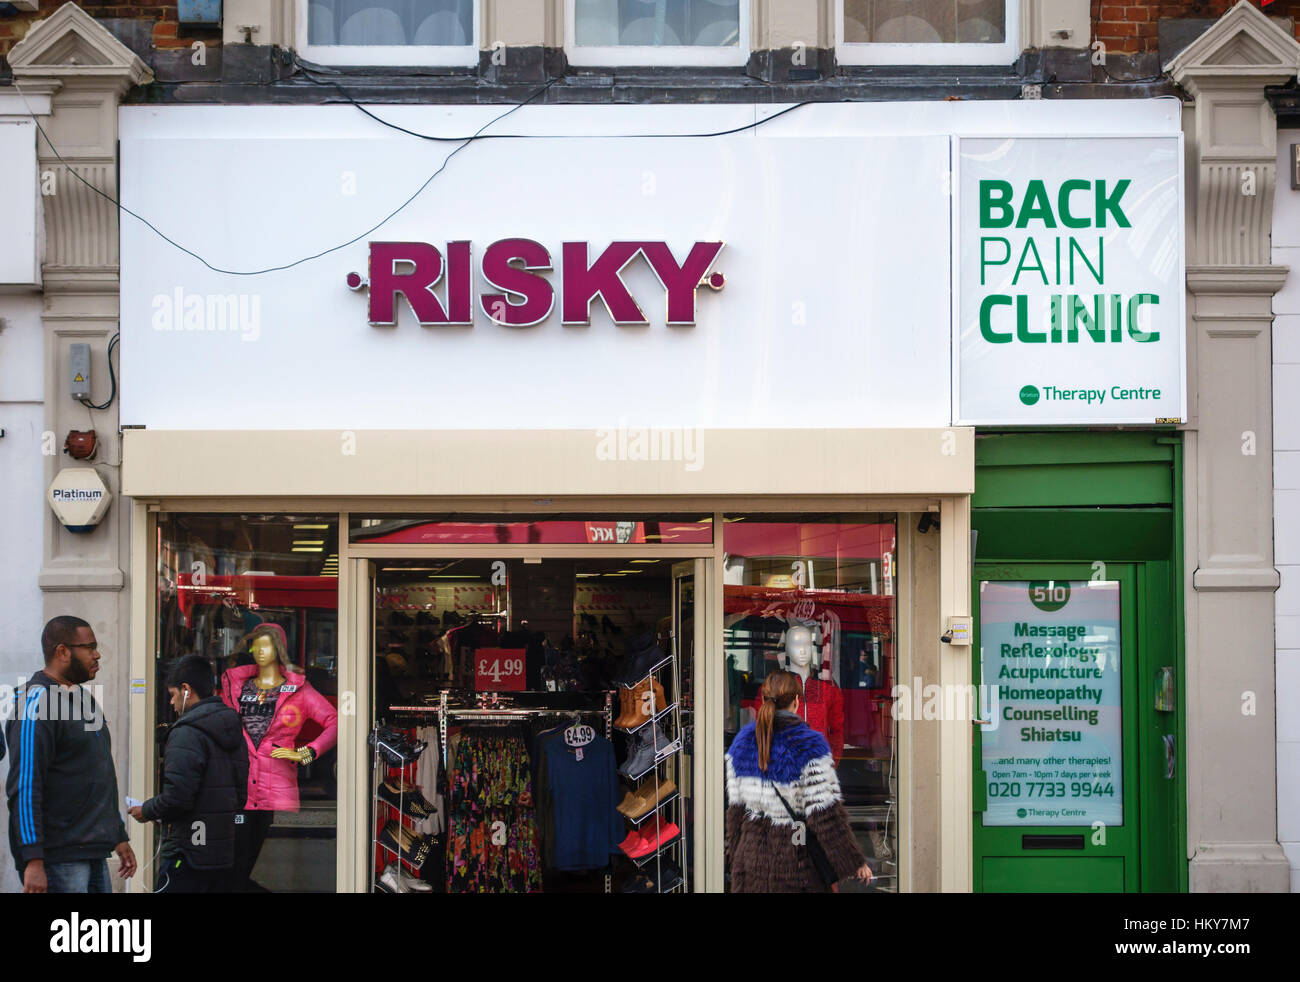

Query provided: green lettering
[980,294,1014,343]
[1015,294,1045,343]
[1127,293,1160,341]
[1057,180,1091,229]
[1011,238,1048,286]
[980,180,1014,228]
[1016,180,1057,229]
[980,237,1011,286]
[1095,179,1131,228]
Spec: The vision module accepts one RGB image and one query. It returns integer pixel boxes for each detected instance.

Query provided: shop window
[298,0,477,67]
[371,555,695,893]
[156,514,340,893]
[836,0,1017,65]
[723,514,899,892]
[566,0,750,67]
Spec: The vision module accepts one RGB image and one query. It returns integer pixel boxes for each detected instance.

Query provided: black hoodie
[141,696,249,870]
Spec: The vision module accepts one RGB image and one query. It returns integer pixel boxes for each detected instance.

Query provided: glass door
[972,564,1141,892]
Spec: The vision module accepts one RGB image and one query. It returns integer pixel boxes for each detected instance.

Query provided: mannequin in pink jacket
[220,624,338,812]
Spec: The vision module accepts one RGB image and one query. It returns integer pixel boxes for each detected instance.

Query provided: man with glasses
[5,616,137,893]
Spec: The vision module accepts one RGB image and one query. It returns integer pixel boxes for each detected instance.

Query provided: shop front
[118,99,1180,892]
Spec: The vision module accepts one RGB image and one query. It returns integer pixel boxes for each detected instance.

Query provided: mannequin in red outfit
[784,625,844,766]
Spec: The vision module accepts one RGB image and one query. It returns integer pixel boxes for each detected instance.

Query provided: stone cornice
[1166,0,1300,97]
[8,1,153,94]
[1186,264,1291,294]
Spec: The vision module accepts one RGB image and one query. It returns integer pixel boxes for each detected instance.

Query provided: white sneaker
[380,861,432,894]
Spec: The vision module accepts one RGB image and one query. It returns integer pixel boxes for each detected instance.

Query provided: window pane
[844,0,1004,43]
[575,0,740,47]
[156,514,339,893]
[308,0,473,46]
[722,514,899,893]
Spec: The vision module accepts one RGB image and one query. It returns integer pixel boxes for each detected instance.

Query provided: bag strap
[767,776,803,823]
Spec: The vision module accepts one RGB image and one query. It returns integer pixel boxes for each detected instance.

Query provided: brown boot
[613,686,637,728]
[619,678,654,729]
[632,679,667,726]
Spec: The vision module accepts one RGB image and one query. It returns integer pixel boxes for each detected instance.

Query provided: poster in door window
[978,580,1123,827]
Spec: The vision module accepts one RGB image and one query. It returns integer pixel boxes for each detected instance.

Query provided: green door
[972,564,1142,892]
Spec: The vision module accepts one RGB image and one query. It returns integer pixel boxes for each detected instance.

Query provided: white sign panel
[119,105,953,431]
[119,102,1182,431]
[954,135,1185,425]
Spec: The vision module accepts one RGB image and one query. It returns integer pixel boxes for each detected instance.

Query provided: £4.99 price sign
[475,648,527,691]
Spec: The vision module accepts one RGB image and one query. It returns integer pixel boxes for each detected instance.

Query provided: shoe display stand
[615,635,688,892]
[369,719,438,894]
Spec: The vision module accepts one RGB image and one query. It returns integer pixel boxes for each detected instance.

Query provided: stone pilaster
[1167,0,1300,892]
[8,1,152,889]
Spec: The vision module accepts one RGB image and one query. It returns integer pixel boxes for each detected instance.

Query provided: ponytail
[755,669,803,772]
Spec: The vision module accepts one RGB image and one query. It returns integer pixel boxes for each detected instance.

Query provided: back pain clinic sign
[953,135,1185,425]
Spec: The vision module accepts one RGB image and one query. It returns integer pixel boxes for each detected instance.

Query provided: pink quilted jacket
[220,665,338,812]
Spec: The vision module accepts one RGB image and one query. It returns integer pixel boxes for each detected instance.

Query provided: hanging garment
[415,725,446,836]
[535,730,623,871]
[445,730,542,893]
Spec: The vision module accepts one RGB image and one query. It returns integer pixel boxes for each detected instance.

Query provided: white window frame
[296,0,479,67]
[834,0,1019,66]
[565,0,750,67]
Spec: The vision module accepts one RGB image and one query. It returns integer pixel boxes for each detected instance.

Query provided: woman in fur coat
[725,670,872,892]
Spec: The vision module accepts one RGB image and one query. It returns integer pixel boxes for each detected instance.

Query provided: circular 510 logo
[1028,581,1070,612]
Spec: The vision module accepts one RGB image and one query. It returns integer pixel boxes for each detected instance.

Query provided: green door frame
[971,431,1187,892]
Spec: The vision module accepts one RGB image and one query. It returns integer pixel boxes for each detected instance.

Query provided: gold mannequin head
[236,623,292,677]
[250,634,279,668]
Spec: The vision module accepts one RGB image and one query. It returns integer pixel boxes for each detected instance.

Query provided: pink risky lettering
[367,242,447,325]
[561,241,648,325]
[480,239,555,326]
[640,241,725,324]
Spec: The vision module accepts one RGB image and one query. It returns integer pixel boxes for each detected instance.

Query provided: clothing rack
[437,689,615,893]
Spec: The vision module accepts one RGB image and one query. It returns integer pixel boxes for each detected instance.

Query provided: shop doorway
[362,554,696,893]
[972,563,1179,891]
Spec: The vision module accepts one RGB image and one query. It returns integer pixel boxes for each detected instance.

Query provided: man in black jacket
[129,654,249,893]
[6,616,137,893]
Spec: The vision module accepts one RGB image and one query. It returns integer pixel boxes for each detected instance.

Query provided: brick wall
[0,0,190,58]
[1096,0,1300,54]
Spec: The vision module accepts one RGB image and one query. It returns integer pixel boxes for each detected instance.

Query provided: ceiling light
[292,547,323,553]
[631,559,660,564]
[293,524,330,530]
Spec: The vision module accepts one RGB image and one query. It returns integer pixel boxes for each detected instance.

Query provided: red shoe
[626,822,680,859]
[618,828,642,853]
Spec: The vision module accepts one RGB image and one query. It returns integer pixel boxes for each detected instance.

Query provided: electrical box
[70,343,91,400]
[178,0,222,24]
[946,616,973,646]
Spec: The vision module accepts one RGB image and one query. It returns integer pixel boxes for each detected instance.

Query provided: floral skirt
[446,733,543,893]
